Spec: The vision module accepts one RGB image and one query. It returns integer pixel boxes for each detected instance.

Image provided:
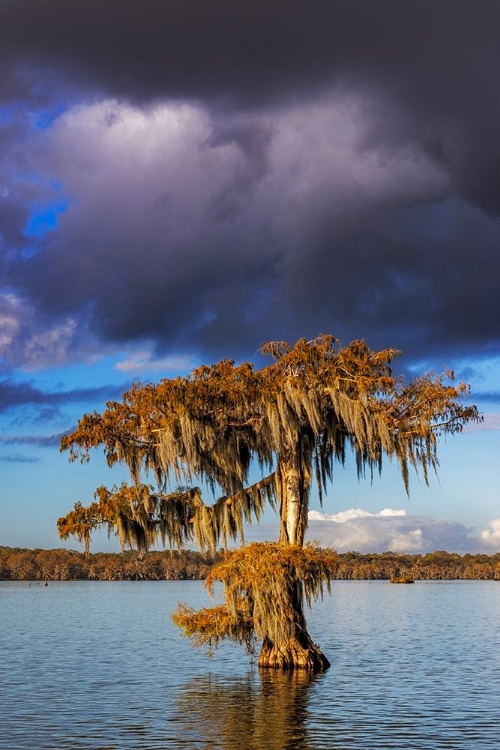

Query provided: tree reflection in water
[174,669,324,749]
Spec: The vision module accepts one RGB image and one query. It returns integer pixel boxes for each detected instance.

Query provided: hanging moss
[173,542,337,668]
[59,334,481,669]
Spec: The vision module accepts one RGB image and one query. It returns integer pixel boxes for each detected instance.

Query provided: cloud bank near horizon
[304,508,500,554]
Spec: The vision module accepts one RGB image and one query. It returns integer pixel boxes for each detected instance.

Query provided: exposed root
[258,636,330,671]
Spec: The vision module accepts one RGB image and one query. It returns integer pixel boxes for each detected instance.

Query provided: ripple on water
[1,580,500,749]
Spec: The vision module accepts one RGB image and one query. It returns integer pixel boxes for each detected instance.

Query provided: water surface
[1,580,499,749]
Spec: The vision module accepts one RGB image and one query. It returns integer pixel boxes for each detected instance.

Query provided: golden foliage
[58,474,276,556]
[59,334,481,552]
[172,543,337,653]
[172,603,256,655]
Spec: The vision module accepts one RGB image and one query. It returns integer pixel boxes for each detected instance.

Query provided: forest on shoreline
[1,546,500,582]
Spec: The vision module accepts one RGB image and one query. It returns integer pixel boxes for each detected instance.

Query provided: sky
[1,0,500,555]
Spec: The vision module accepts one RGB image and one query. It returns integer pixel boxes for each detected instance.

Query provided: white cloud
[480,518,500,546]
[306,507,490,554]
[0,293,79,370]
[21,319,78,370]
[309,507,407,523]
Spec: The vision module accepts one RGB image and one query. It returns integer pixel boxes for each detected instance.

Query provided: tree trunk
[265,443,330,671]
[258,578,330,671]
[278,451,309,546]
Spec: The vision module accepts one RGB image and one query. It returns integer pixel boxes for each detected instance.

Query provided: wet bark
[258,578,330,671]
[258,634,330,671]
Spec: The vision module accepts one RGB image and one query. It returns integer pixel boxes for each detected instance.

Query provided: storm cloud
[1,0,500,371]
[0,378,128,413]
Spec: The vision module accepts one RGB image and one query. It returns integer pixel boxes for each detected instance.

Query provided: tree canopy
[59,335,480,556]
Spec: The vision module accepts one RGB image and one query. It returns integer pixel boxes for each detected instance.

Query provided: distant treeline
[0,547,221,581]
[1,546,500,582]
[333,550,500,581]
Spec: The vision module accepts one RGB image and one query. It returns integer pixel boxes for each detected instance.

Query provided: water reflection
[2,581,500,749]
[174,669,323,750]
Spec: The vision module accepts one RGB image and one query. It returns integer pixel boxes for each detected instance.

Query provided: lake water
[1,580,499,749]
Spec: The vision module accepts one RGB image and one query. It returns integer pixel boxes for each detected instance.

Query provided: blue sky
[1,0,500,554]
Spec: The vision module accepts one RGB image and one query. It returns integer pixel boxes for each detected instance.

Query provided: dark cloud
[0,1,498,110]
[1,0,500,373]
[0,379,129,414]
[0,452,40,463]
[0,433,63,447]
[2,0,500,214]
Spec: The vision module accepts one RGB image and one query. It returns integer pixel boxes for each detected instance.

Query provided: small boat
[390,576,414,584]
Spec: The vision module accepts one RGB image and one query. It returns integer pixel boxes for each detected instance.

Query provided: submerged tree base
[258,636,330,671]
[173,543,337,671]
